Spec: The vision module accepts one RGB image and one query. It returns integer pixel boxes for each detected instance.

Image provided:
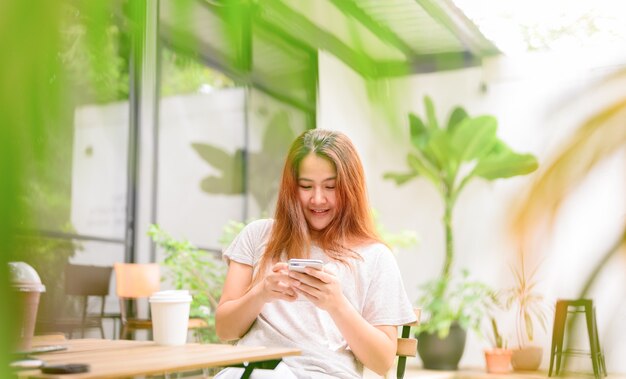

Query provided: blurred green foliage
[371,209,419,252]
[1,0,65,371]
[148,224,226,343]
[60,1,130,104]
[160,48,235,96]
[61,3,236,103]
[218,220,248,249]
[1,0,134,366]
[414,270,499,339]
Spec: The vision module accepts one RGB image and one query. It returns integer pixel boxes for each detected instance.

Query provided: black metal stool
[548,299,607,379]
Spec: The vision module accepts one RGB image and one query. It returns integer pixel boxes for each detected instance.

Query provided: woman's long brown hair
[254,129,380,281]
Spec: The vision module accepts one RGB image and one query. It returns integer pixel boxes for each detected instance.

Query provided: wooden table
[19,339,300,378]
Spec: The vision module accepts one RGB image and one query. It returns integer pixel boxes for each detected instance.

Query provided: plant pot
[511,346,542,371]
[417,323,467,370]
[484,348,512,374]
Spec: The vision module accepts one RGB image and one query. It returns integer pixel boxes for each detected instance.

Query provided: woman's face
[297,153,337,234]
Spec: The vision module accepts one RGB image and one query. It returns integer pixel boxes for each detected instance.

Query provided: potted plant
[385,96,539,369]
[504,260,551,371]
[415,271,498,370]
[484,317,513,374]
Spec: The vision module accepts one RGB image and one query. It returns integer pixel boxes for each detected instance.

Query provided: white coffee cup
[149,290,192,346]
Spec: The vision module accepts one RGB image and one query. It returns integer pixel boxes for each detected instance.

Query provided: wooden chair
[45,264,113,339]
[32,333,67,344]
[395,308,421,379]
[114,263,208,340]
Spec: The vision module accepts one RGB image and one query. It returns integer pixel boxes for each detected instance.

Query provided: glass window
[14,1,132,338]
[22,2,131,242]
[157,47,244,250]
[156,46,313,251]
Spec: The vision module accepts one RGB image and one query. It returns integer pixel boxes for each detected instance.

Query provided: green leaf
[423,128,451,172]
[408,99,444,172]
[409,113,429,149]
[446,106,468,132]
[473,142,538,180]
[407,153,439,186]
[524,311,534,341]
[451,116,498,162]
[148,223,226,343]
[383,171,418,185]
[424,96,439,130]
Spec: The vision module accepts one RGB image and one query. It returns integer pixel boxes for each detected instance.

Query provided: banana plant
[385,96,538,336]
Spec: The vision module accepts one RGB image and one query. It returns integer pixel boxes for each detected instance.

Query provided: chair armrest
[395,308,421,379]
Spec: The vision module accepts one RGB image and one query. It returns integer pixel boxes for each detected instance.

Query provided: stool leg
[548,305,557,376]
[585,303,601,379]
[591,307,607,377]
[549,301,567,376]
[555,345,563,375]
[120,325,129,340]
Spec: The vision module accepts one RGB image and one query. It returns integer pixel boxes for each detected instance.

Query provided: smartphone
[288,259,324,273]
[41,363,90,374]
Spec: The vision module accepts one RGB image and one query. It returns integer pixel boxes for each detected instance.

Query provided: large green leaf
[409,113,428,150]
[451,116,498,162]
[524,311,534,341]
[473,144,539,180]
[407,153,440,186]
[382,171,418,185]
[424,96,439,130]
[424,128,457,177]
[446,106,468,132]
[408,112,444,173]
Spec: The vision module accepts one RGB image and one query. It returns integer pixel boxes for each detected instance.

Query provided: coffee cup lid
[8,262,46,293]
[149,290,192,303]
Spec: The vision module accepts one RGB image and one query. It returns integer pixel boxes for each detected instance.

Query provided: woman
[215,129,415,378]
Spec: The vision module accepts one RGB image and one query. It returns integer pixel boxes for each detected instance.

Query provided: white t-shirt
[221,219,416,379]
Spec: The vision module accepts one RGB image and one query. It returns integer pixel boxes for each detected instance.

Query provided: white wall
[157,89,247,250]
[318,49,626,372]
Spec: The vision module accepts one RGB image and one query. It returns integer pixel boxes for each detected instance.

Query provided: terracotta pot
[512,346,542,371]
[484,348,512,374]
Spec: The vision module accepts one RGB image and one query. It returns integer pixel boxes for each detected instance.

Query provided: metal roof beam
[414,0,499,57]
[374,50,481,77]
[328,0,415,58]
[256,0,379,78]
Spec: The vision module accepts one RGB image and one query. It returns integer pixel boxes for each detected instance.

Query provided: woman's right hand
[217,260,296,341]
[257,262,298,302]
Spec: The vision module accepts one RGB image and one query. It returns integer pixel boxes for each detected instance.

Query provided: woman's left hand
[288,268,346,311]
